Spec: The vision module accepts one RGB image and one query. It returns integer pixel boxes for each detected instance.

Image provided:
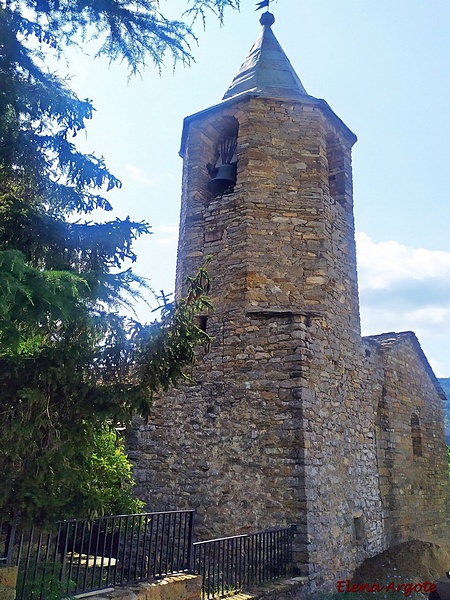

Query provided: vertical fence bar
[90,522,100,591]
[152,512,160,578]
[237,536,242,591]
[15,531,25,600]
[112,515,120,586]
[248,534,253,587]
[205,540,211,599]
[255,533,260,585]
[5,522,16,566]
[186,510,195,574]
[276,530,281,578]
[175,512,181,573]
[119,515,130,584]
[139,514,149,579]
[165,512,172,575]
[128,514,137,583]
[51,522,62,595]
[264,531,268,582]
[18,529,34,600]
[38,531,54,600]
[98,517,108,589]
[146,514,154,579]
[31,531,43,598]
[82,520,94,591]
[65,520,77,592]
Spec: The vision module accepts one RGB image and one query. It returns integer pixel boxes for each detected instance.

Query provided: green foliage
[0,0,233,527]
[17,562,75,600]
[1,0,240,76]
[0,262,212,526]
[77,426,145,518]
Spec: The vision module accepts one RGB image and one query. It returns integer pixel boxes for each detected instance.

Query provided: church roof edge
[364,331,446,401]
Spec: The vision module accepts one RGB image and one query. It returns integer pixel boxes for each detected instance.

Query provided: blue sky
[59,0,450,376]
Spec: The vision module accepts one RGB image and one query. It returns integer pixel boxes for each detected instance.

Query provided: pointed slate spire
[223,12,308,101]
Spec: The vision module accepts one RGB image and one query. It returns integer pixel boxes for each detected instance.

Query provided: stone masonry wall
[129,94,384,587]
[298,321,384,590]
[366,333,448,548]
[130,312,309,544]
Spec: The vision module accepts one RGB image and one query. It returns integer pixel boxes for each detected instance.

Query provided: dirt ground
[350,540,450,598]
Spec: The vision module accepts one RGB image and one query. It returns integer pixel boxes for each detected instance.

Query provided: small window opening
[196,315,208,333]
[411,413,423,457]
[377,389,390,431]
[326,133,346,206]
[353,515,365,543]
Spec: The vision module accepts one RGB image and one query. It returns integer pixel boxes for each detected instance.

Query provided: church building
[129,11,448,588]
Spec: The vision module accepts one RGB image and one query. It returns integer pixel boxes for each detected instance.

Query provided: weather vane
[255,0,271,11]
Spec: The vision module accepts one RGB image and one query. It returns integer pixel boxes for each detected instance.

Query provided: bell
[208,163,237,196]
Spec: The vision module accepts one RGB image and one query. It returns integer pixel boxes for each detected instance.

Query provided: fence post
[186,511,195,574]
[5,523,16,567]
[244,535,250,590]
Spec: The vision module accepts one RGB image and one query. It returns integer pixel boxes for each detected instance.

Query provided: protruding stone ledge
[246,309,322,320]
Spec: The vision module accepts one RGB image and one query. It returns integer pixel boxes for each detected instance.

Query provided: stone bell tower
[130,11,389,586]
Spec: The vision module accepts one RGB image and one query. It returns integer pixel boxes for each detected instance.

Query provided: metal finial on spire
[259,11,275,26]
[256,0,275,26]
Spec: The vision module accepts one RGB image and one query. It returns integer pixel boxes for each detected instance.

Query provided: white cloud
[356,233,450,377]
[356,232,450,289]
[156,224,178,247]
[125,164,154,185]
[125,166,178,187]
[159,225,178,235]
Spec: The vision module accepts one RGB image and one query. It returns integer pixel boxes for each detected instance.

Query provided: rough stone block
[0,566,17,588]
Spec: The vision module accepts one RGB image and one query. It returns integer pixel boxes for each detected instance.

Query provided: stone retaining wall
[0,565,18,600]
[224,577,307,600]
[72,574,202,600]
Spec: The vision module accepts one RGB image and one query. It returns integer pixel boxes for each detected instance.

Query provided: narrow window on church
[377,388,390,432]
[326,133,346,206]
[353,515,365,543]
[411,413,423,457]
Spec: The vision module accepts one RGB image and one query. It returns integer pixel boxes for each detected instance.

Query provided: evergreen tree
[0,0,234,526]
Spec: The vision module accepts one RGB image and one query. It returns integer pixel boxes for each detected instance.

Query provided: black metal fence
[9,510,195,600]
[193,527,293,599]
[2,514,293,599]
